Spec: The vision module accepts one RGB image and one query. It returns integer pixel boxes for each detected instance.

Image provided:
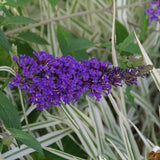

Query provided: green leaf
[41,135,86,160]
[0,16,5,23]
[135,32,160,92]
[3,128,71,159]
[121,43,142,55]
[57,26,75,52]
[8,128,43,155]
[71,49,88,61]
[1,16,37,25]
[12,40,34,57]
[115,20,129,44]
[47,0,59,11]
[0,78,11,91]
[44,147,86,160]
[0,28,11,52]
[18,31,49,45]
[68,38,93,52]
[0,47,12,77]
[119,34,135,53]
[61,103,97,158]
[126,86,137,109]
[88,98,105,155]
[117,33,141,56]
[100,42,112,47]
[57,26,90,61]
[0,4,12,17]
[139,13,149,41]
[0,139,3,152]
[0,91,21,129]
[5,0,32,6]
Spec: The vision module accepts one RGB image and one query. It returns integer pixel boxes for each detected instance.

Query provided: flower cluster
[9,51,152,110]
[145,1,160,25]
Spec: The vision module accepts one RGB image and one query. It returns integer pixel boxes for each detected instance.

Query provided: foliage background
[0,0,160,160]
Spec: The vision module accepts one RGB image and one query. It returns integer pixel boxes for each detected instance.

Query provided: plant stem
[19,89,31,135]
[5,1,148,36]
[128,21,160,33]
[111,0,118,66]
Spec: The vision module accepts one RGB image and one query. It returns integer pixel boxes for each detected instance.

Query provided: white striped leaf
[44,147,86,160]
[3,128,72,160]
[135,32,160,92]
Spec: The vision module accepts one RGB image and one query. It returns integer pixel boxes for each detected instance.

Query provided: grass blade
[135,32,160,92]
[44,147,86,160]
[3,128,72,160]
[87,97,105,155]
[61,104,97,158]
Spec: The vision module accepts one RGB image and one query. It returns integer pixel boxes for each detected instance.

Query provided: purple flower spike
[9,51,153,110]
[150,1,157,5]
[145,1,160,24]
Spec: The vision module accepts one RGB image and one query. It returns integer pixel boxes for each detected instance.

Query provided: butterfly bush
[145,1,160,24]
[9,51,153,110]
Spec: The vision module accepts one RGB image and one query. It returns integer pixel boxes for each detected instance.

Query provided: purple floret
[9,51,152,110]
[145,1,160,24]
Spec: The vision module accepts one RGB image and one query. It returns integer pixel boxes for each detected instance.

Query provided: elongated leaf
[47,0,59,11]
[105,132,124,148]
[13,39,34,56]
[69,104,93,127]
[115,20,129,44]
[0,4,12,17]
[61,104,97,158]
[99,96,121,138]
[18,31,49,45]
[119,34,134,53]
[0,78,11,91]
[57,26,75,52]
[109,94,141,159]
[0,91,21,129]
[129,120,152,149]
[119,118,136,160]
[57,26,89,61]
[8,128,43,155]
[3,128,71,160]
[0,28,11,52]
[1,16,37,25]
[119,113,141,160]
[135,32,160,92]
[131,91,160,127]
[107,138,128,160]
[118,34,141,55]
[100,42,112,47]
[126,86,137,109]
[88,97,104,155]
[0,49,11,77]
[61,104,79,130]
[120,43,141,55]
[68,38,93,52]
[22,120,60,131]
[139,14,149,41]
[0,16,5,23]
[5,0,32,6]
[44,147,86,160]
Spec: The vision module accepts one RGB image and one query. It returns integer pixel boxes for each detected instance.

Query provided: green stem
[0,67,31,134]
[19,89,31,135]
